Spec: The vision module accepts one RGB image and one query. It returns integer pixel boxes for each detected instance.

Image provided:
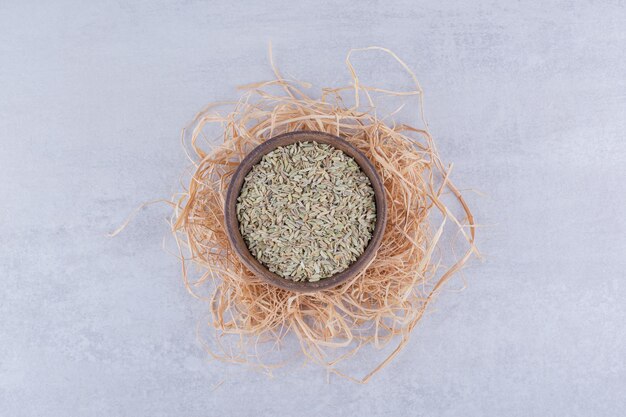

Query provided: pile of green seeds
[236,141,377,282]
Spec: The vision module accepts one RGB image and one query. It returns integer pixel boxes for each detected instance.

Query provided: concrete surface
[1,1,625,416]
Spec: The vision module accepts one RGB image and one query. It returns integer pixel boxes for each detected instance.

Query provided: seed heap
[236,141,377,282]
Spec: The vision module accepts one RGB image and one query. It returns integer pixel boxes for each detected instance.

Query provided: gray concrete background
[1,0,625,416]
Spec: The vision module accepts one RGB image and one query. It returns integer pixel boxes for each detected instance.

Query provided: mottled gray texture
[1,1,625,416]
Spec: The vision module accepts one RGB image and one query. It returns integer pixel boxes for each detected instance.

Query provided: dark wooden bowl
[224,131,387,293]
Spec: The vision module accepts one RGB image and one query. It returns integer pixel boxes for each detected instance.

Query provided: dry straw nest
[171,47,477,382]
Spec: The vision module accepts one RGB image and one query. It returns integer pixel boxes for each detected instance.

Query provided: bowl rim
[224,131,387,293]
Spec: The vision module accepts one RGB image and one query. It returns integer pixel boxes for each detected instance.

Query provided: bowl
[224,131,387,293]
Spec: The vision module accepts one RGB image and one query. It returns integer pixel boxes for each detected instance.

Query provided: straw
[171,47,478,382]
